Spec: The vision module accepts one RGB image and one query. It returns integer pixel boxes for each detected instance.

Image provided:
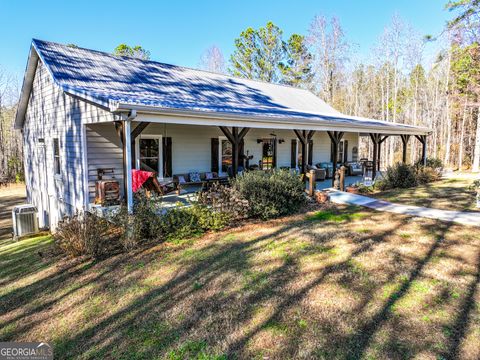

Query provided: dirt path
[0,184,26,242]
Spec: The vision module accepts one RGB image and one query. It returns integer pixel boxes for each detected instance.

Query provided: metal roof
[15,39,430,135]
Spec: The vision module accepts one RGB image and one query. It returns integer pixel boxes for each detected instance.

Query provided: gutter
[111,102,432,136]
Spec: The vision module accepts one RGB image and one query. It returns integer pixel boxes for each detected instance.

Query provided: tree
[113,44,151,60]
[307,15,350,106]
[279,34,313,88]
[229,22,285,82]
[446,0,480,170]
[199,45,226,74]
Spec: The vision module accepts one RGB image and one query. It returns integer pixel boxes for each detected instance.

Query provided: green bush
[159,204,230,242]
[415,157,443,169]
[232,169,306,219]
[54,212,114,259]
[378,163,418,190]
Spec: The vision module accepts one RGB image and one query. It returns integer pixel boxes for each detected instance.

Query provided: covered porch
[86,113,429,212]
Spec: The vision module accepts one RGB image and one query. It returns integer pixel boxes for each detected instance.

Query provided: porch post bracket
[131,122,150,140]
[114,121,124,144]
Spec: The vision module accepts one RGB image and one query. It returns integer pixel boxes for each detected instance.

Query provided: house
[15,39,430,230]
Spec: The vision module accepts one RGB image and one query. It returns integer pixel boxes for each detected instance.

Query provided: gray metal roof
[15,39,430,135]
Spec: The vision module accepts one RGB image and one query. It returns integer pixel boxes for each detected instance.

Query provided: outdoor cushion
[205,172,214,180]
[189,172,201,182]
[177,175,186,184]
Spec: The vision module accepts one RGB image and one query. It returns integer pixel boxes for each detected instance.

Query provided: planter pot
[316,191,330,203]
[346,186,360,194]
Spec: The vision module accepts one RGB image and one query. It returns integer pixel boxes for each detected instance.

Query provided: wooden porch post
[327,131,344,186]
[369,133,381,180]
[219,126,249,176]
[401,135,410,164]
[293,130,315,175]
[415,135,427,166]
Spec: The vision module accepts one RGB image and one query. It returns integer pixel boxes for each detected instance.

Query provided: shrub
[54,212,114,259]
[416,166,441,184]
[111,190,164,250]
[198,182,250,220]
[378,163,418,190]
[159,204,230,241]
[232,169,306,219]
[415,157,443,169]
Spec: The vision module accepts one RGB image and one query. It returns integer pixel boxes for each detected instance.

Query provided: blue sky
[1,0,451,80]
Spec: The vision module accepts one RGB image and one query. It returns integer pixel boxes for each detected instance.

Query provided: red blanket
[132,169,154,192]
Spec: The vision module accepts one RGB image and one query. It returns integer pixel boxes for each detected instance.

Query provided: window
[220,139,232,173]
[136,135,163,175]
[53,138,60,175]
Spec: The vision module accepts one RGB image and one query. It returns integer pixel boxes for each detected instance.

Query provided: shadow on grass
[1,206,479,359]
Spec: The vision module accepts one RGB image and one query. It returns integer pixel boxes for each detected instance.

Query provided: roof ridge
[31,38,315,93]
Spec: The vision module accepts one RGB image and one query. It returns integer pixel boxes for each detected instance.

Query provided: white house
[15,39,430,230]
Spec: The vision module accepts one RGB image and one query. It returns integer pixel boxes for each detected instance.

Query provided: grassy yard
[372,174,479,212]
[0,205,479,359]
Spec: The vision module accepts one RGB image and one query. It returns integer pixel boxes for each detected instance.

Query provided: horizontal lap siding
[23,61,115,229]
[86,123,123,202]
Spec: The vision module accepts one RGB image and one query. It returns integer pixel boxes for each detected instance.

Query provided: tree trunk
[472,107,480,172]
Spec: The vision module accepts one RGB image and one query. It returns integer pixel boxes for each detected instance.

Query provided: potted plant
[315,190,329,203]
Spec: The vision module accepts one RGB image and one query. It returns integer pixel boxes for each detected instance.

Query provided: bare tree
[199,45,226,74]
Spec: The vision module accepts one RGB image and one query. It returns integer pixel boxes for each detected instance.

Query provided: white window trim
[135,134,163,179]
[218,135,228,176]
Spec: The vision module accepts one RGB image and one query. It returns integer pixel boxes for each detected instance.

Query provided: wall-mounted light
[257,139,263,144]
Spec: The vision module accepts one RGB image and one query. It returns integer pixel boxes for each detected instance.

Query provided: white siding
[23,61,115,229]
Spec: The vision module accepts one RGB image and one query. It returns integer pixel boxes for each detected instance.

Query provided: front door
[261,139,275,170]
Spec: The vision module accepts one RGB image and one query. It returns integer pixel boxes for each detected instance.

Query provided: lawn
[372,173,480,212]
[0,205,479,359]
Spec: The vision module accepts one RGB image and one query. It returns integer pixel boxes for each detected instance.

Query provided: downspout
[122,110,137,213]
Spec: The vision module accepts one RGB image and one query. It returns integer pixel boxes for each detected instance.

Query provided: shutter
[272,138,277,168]
[211,138,219,173]
[308,140,313,165]
[343,140,349,163]
[163,137,172,177]
[291,139,296,168]
[330,142,334,162]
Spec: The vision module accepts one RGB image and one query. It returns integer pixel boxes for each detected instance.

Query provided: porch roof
[15,39,430,135]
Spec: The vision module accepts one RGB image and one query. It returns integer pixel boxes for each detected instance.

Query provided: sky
[0,0,452,81]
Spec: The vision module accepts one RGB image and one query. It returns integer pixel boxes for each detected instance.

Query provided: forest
[0,0,479,182]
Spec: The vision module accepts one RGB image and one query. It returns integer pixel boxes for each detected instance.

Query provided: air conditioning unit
[12,204,39,239]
